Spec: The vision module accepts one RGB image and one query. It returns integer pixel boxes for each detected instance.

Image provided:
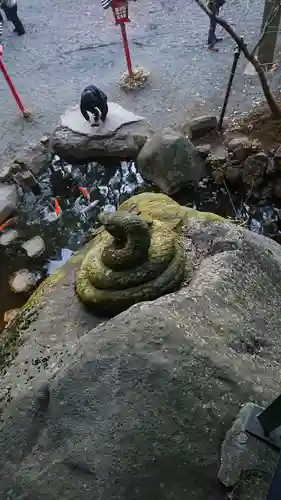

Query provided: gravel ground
[0,0,280,162]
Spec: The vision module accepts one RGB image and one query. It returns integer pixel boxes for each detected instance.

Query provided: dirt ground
[0,0,281,164]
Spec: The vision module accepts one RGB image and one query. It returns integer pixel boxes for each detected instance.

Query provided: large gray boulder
[137,128,206,194]
[1,218,281,499]
[51,103,153,160]
[0,183,18,224]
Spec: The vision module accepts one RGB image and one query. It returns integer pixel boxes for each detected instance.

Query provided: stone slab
[22,236,45,259]
[60,102,144,137]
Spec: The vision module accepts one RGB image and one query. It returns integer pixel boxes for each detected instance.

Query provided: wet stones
[13,170,41,195]
[226,136,259,162]
[22,236,45,259]
[137,127,206,195]
[9,269,38,294]
[202,135,281,197]
[0,229,18,246]
[206,147,227,185]
[12,142,50,176]
[187,115,218,140]
[242,153,268,188]
[4,308,20,326]
[196,144,211,159]
[0,183,18,225]
[39,135,50,147]
[0,164,21,183]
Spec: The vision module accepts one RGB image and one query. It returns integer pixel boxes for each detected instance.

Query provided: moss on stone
[0,193,225,371]
[76,213,187,315]
[119,192,225,226]
[0,267,67,371]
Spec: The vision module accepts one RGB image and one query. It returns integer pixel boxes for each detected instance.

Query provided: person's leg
[207,13,217,48]
[3,4,25,35]
[207,6,223,50]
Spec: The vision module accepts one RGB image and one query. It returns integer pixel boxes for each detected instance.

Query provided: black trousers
[1,4,24,34]
[207,6,219,46]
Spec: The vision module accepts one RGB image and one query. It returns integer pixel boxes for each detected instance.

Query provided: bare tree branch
[195,0,281,118]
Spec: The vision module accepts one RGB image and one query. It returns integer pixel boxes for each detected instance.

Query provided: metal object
[0,52,29,118]
[111,0,130,25]
[245,395,281,499]
[218,42,242,130]
[110,0,133,77]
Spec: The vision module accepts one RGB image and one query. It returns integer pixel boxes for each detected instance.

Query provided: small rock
[9,269,37,293]
[22,236,45,258]
[196,144,211,159]
[13,170,41,195]
[9,269,37,294]
[187,115,218,140]
[206,149,227,185]
[4,308,20,326]
[137,127,206,195]
[242,153,268,188]
[226,136,259,162]
[13,142,50,176]
[224,163,242,184]
[0,229,18,246]
[0,183,18,225]
[39,135,50,146]
[0,164,21,182]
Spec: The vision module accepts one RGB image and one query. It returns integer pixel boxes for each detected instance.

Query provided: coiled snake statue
[75,210,185,315]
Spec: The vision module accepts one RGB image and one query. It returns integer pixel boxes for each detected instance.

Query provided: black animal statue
[80,85,108,127]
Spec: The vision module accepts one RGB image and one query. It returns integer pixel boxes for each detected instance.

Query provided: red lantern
[111,0,130,25]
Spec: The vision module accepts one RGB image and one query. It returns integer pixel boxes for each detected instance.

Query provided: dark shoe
[15,27,25,35]
[208,45,219,52]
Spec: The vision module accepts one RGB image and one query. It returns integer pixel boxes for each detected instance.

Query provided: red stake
[120,22,133,77]
[0,49,28,117]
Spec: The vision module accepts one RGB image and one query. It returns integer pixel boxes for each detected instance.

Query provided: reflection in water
[2,156,281,331]
[0,158,150,331]
[238,203,281,241]
[45,248,73,275]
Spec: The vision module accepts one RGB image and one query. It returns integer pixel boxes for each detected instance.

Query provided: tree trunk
[195,0,281,119]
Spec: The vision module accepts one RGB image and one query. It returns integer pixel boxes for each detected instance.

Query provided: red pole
[0,56,26,115]
[120,22,133,77]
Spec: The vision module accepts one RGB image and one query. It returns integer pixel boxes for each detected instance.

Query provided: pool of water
[1,157,281,332]
[0,157,151,331]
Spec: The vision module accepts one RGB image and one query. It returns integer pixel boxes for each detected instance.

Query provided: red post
[0,56,26,115]
[120,22,133,77]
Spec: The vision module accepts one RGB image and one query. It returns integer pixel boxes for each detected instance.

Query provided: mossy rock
[119,192,225,230]
[76,210,187,315]
[0,243,96,374]
[76,193,225,315]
